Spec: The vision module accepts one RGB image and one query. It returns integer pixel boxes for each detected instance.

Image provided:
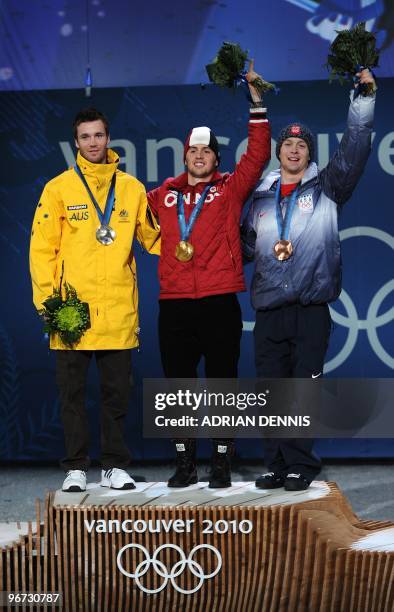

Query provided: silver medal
[96,224,116,245]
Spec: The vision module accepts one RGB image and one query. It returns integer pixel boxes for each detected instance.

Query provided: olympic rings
[325,227,394,372]
[116,543,222,594]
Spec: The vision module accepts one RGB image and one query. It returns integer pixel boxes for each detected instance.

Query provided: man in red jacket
[148,62,271,488]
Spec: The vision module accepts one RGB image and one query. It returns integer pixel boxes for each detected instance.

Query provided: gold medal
[273,239,293,261]
[175,240,194,262]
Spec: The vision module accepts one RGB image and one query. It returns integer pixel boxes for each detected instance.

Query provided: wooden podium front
[1,481,394,611]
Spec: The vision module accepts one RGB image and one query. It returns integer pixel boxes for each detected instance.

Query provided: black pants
[254,303,331,481]
[159,293,243,378]
[159,294,243,447]
[55,349,132,471]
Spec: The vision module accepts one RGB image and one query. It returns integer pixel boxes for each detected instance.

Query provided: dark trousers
[55,349,132,471]
[159,293,243,446]
[159,293,243,378]
[254,303,331,481]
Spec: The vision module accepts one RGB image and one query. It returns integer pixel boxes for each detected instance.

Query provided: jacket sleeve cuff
[249,107,268,123]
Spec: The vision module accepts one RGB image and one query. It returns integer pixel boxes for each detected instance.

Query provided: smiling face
[279,137,310,178]
[75,119,110,164]
[185,144,218,185]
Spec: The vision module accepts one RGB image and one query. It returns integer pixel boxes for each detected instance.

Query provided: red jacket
[148,110,271,299]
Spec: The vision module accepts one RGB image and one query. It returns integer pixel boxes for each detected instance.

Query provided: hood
[76,148,119,180]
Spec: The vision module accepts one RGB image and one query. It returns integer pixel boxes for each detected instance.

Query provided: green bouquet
[206,41,274,96]
[40,283,90,347]
[326,22,379,95]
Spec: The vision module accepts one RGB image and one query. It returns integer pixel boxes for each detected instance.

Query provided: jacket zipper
[192,255,197,297]
[226,236,236,270]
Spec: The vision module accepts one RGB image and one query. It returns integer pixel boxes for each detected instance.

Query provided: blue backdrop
[1,0,394,90]
[0,78,393,461]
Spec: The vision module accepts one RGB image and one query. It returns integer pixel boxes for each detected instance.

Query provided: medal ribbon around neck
[275,178,299,243]
[176,182,213,243]
[74,164,116,229]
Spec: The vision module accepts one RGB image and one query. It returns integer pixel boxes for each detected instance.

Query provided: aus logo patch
[70,211,89,221]
[298,193,313,213]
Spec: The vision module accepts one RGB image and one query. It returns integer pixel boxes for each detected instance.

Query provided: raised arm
[225,61,271,211]
[320,69,376,207]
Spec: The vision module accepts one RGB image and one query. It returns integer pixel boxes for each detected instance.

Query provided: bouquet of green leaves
[40,282,90,347]
[206,41,274,96]
[326,22,379,95]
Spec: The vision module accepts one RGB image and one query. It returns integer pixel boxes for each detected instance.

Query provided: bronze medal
[273,239,293,261]
[175,240,194,262]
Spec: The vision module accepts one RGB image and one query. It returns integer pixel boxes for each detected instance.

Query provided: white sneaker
[62,470,87,492]
[100,468,136,490]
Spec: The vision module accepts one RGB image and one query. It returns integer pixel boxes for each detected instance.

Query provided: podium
[1,481,394,611]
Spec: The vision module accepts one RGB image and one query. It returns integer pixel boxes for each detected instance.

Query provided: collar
[167,170,222,191]
[258,162,318,192]
[76,148,119,180]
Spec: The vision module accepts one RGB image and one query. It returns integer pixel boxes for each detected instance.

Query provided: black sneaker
[255,472,285,489]
[284,473,310,491]
[168,441,198,488]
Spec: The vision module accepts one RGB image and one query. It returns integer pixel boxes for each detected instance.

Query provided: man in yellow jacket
[30,108,160,492]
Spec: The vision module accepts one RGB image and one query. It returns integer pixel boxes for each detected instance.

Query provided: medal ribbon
[353,65,376,99]
[234,71,280,100]
[74,164,116,226]
[275,179,299,242]
[177,183,213,241]
[234,72,253,103]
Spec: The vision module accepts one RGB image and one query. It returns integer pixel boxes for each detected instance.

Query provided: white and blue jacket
[241,92,375,311]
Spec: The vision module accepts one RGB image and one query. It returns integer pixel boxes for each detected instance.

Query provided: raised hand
[245,59,263,103]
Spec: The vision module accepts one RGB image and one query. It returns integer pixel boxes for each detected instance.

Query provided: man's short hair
[73,107,109,139]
